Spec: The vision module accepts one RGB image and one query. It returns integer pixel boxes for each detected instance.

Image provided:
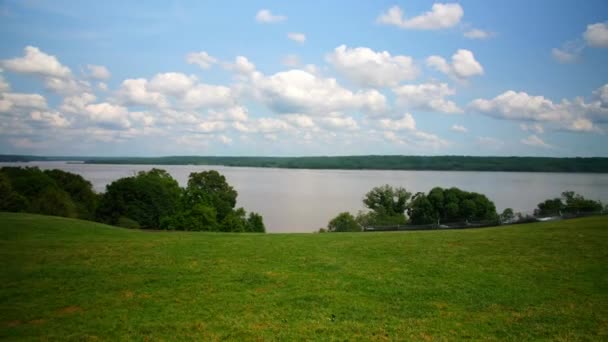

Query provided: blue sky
[0,0,607,157]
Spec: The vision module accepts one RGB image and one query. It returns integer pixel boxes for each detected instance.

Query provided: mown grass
[1,212,607,341]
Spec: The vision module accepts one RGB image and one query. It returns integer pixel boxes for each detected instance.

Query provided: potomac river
[2,161,607,233]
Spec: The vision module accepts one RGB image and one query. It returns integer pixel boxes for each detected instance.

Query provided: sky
[0,0,607,157]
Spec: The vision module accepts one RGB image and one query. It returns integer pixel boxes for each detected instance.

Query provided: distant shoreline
[2,155,608,173]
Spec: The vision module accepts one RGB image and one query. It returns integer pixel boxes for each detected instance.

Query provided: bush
[328,212,361,232]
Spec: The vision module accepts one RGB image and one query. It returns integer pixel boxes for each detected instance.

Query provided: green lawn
[1,213,607,341]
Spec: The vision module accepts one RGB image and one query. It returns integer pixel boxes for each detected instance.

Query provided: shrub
[328,212,361,232]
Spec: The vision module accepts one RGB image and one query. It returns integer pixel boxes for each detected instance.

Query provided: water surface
[2,161,607,233]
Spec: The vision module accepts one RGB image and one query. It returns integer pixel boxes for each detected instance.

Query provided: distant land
[2,155,608,173]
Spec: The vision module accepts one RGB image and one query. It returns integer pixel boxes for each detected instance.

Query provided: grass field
[1,212,607,340]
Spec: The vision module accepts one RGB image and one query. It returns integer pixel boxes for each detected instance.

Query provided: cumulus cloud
[469,85,608,133]
[378,113,416,131]
[392,83,462,113]
[246,68,387,116]
[186,51,217,69]
[0,92,48,112]
[464,29,492,39]
[255,9,286,23]
[84,102,131,130]
[451,124,467,133]
[521,134,552,148]
[377,3,463,30]
[60,92,97,113]
[327,45,418,88]
[116,78,169,108]
[86,65,111,80]
[318,116,359,131]
[30,110,70,128]
[287,32,306,43]
[148,72,197,95]
[426,49,484,79]
[584,22,608,48]
[469,90,569,122]
[1,46,89,95]
[208,106,248,122]
[1,46,71,78]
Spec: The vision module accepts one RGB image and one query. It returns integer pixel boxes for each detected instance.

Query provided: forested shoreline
[2,155,608,173]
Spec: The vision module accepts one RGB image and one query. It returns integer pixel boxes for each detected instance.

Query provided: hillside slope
[1,213,607,340]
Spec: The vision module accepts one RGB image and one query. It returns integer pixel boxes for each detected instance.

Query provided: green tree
[500,208,515,223]
[96,169,182,229]
[407,187,497,224]
[185,170,237,222]
[363,185,411,215]
[44,169,99,219]
[246,212,266,233]
[534,198,564,217]
[328,212,361,232]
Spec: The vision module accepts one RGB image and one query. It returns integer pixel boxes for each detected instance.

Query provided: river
[2,161,607,233]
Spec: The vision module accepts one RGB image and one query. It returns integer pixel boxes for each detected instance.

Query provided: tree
[96,169,182,229]
[534,198,564,217]
[44,169,99,220]
[561,191,603,214]
[500,208,515,223]
[184,171,237,222]
[328,212,361,232]
[246,212,266,233]
[407,187,498,224]
[363,185,411,216]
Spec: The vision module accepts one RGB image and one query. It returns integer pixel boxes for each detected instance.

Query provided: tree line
[324,185,606,232]
[0,167,265,233]
[3,154,608,173]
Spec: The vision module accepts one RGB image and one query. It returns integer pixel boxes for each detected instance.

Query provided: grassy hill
[1,213,607,340]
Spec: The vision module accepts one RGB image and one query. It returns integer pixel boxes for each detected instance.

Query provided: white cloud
[148,72,197,96]
[255,9,286,23]
[0,92,48,112]
[116,78,168,108]
[327,45,418,87]
[225,56,257,76]
[469,91,569,122]
[318,116,359,131]
[180,83,233,109]
[287,32,306,43]
[30,110,70,128]
[86,64,111,80]
[520,123,544,134]
[382,129,450,149]
[521,134,552,148]
[392,83,462,113]
[208,106,248,122]
[378,113,416,131]
[186,51,217,69]
[450,124,467,133]
[283,114,315,128]
[469,86,608,133]
[583,22,608,48]
[464,29,492,39]
[60,92,96,113]
[84,102,131,129]
[196,120,226,133]
[97,82,108,91]
[564,118,597,133]
[377,3,463,30]
[1,46,71,78]
[426,49,484,79]
[249,68,387,116]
